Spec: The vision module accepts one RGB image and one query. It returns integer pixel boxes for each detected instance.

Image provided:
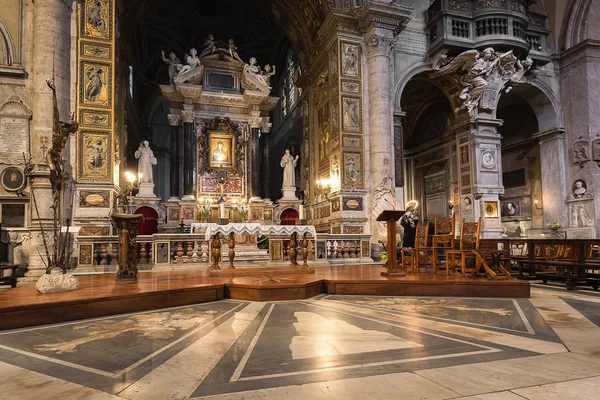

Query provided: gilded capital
[167,114,182,126]
[181,110,196,123]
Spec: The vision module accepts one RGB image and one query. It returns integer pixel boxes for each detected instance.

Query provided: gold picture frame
[484,201,498,218]
[209,133,234,168]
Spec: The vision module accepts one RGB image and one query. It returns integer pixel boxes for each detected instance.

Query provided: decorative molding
[167,114,182,126]
[181,110,196,124]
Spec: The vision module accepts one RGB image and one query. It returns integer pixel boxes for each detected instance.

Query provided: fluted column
[366,30,396,240]
[168,114,182,200]
[181,110,196,199]
[249,115,262,200]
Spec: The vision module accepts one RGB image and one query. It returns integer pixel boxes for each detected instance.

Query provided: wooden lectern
[376,210,406,276]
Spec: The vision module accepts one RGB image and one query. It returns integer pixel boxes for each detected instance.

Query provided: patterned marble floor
[2,284,600,399]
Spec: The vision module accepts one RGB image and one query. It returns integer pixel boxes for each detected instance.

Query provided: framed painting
[209,133,235,168]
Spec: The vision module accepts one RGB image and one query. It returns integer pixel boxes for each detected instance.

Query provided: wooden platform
[0,265,529,330]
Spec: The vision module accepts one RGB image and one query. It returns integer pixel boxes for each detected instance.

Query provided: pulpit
[111,213,144,281]
[376,210,406,276]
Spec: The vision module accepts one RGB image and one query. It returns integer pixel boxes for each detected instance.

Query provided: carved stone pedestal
[111,213,144,281]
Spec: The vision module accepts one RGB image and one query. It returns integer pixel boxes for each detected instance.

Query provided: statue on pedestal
[135,140,156,183]
[280,149,299,201]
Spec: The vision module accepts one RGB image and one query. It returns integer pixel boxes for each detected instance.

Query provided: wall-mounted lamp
[534,199,543,210]
[448,200,454,211]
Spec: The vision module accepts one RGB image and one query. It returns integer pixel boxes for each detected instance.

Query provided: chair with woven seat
[446,218,482,276]
[401,223,433,273]
[431,214,456,274]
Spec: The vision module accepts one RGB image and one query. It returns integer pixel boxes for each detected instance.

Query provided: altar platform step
[0,265,529,330]
[209,266,314,277]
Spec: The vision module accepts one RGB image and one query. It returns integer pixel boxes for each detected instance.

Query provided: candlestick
[298,205,305,220]
[220,203,226,219]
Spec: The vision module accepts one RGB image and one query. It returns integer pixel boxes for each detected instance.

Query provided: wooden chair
[431,214,456,274]
[446,218,482,276]
[401,223,433,273]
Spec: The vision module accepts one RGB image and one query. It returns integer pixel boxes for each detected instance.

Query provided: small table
[0,264,19,288]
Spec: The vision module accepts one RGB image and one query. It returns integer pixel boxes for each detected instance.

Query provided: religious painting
[342,135,361,149]
[80,110,111,128]
[1,167,26,192]
[484,201,498,218]
[80,62,112,108]
[209,133,234,168]
[81,42,111,60]
[459,145,469,165]
[79,131,111,182]
[342,97,361,132]
[81,0,111,40]
[341,42,360,78]
[343,152,362,188]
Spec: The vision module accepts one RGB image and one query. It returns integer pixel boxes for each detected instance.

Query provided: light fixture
[406,200,419,210]
[448,200,454,210]
[534,199,543,210]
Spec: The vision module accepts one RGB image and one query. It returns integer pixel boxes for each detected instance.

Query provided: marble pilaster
[535,128,569,229]
[168,114,182,201]
[181,110,196,200]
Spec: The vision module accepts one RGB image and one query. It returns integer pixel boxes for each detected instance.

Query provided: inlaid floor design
[2,286,600,399]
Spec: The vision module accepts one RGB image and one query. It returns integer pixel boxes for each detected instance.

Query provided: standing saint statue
[280,149,299,188]
[135,140,157,183]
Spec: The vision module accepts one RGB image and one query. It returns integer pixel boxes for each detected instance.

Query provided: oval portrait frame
[1,167,26,192]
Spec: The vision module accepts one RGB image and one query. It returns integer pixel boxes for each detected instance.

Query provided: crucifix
[40,136,49,159]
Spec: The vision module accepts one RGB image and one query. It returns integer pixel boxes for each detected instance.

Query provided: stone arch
[132,203,166,232]
[566,0,600,49]
[0,17,15,66]
[495,80,561,132]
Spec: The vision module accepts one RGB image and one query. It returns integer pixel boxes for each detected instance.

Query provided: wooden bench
[0,264,19,288]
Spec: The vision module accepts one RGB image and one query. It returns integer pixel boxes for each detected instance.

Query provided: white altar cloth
[190,223,317,241]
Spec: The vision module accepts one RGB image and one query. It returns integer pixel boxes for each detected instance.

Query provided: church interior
[1,0,600,399]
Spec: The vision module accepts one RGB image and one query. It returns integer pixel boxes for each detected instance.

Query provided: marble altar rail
[74,231,373,274]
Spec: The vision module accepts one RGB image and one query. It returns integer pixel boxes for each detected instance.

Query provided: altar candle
[299,205,305,221]
[220,203,226,219]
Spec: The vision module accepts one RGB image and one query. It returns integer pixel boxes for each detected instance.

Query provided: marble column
[366,31,396,240]
[168,114,182,201]
[536,129,569,228]
[261,118,272,200]
[181,110,196,200]
[25,0,72,279]
[249,116,262,200]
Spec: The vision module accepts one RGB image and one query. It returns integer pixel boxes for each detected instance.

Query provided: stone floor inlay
[3,288,600,399]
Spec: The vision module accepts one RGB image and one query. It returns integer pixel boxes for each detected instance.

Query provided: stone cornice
[353,0,412,36]
[533,127,566,143]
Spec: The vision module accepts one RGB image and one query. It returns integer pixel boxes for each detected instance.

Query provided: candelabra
[115,171,141,214]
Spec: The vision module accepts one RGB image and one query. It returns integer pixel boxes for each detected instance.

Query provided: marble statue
[161,50,182,84]
[227,39,243,62]
[241,57,276,92]
[571,204,594,227]
[573,179,588,198]
[135,141,157,183]
[200,34,217,58]
[281,149,299,188]
[430,48,531,116]
[178,48,201,75]
[8,231,28,265]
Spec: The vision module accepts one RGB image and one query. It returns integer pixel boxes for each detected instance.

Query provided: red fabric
[280,208,299,226]
[135,207,159,235]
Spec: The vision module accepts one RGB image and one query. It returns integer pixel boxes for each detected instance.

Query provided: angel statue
[430,48,497,115]
[161,50,182,85]
[178,48,202,75]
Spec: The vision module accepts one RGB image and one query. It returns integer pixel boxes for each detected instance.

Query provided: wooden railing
[480,239,600,290]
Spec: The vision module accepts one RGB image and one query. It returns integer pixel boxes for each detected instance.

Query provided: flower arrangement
[232,199,249,222]
[546,222,561,233]
[196,197,214,222]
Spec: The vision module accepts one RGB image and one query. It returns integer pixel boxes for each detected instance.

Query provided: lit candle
[220,203,225,219]
[298,205,305,220]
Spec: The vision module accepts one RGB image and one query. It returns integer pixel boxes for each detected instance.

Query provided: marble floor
[1,284,600,399]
